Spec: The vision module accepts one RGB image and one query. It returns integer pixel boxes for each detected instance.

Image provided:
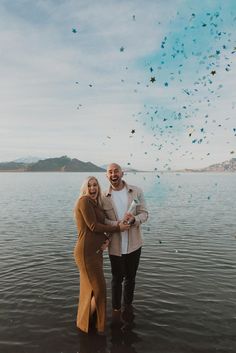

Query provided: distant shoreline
[0,156,235,173]
[0,170,235,173]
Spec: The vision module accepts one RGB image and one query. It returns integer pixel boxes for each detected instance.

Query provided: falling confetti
[70,5,236,172]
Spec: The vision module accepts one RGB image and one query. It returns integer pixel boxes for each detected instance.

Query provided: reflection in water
[77,325,141,353]
[110,324,141,353]
[78,310,142,353]
[78,331,107,353]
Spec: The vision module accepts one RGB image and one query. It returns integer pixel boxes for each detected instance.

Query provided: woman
[74,176,129,334]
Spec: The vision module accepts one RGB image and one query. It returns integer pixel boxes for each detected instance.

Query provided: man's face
[106,164,123,188]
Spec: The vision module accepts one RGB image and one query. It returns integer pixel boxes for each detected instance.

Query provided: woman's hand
[100,239,110,251]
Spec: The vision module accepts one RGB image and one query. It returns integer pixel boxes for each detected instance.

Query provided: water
[0,172,236,353]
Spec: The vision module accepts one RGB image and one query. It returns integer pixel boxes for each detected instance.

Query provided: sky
[0,0,235,170]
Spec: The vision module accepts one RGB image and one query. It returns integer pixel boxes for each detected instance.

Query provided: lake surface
[0,172,236,353]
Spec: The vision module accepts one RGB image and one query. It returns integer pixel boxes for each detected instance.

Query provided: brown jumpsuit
[74,195,119,333]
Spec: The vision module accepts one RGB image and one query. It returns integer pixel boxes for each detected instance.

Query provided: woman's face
[87,178,99,200]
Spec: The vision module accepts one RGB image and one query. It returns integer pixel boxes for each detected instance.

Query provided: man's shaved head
[106,163,122,172]
[106,163,124,190]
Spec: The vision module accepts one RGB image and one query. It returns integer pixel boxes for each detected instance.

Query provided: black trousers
[109,247,141,310]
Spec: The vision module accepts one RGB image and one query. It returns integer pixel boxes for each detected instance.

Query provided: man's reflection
[110,322,141,353]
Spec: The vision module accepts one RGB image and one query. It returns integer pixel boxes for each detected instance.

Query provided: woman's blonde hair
[74,176,102,222]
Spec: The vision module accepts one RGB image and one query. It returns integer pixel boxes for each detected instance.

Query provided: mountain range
[0,156,105,172]
[179,158,236,172]
[0,156,235,172]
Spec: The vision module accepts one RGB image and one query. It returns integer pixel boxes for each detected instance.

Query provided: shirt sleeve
[78,197,120,233]
[133,188,148,226]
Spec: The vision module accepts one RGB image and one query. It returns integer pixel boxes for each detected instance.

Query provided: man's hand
[123,212,135,225]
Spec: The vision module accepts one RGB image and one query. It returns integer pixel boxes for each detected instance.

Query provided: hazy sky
[0,0,235,170]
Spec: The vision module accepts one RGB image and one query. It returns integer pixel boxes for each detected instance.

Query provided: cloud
[0,0,235,169]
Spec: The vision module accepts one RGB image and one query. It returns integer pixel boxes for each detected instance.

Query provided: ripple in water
[0,172,236,353]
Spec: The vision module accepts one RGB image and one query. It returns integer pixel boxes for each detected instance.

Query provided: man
[101,163,148,325]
